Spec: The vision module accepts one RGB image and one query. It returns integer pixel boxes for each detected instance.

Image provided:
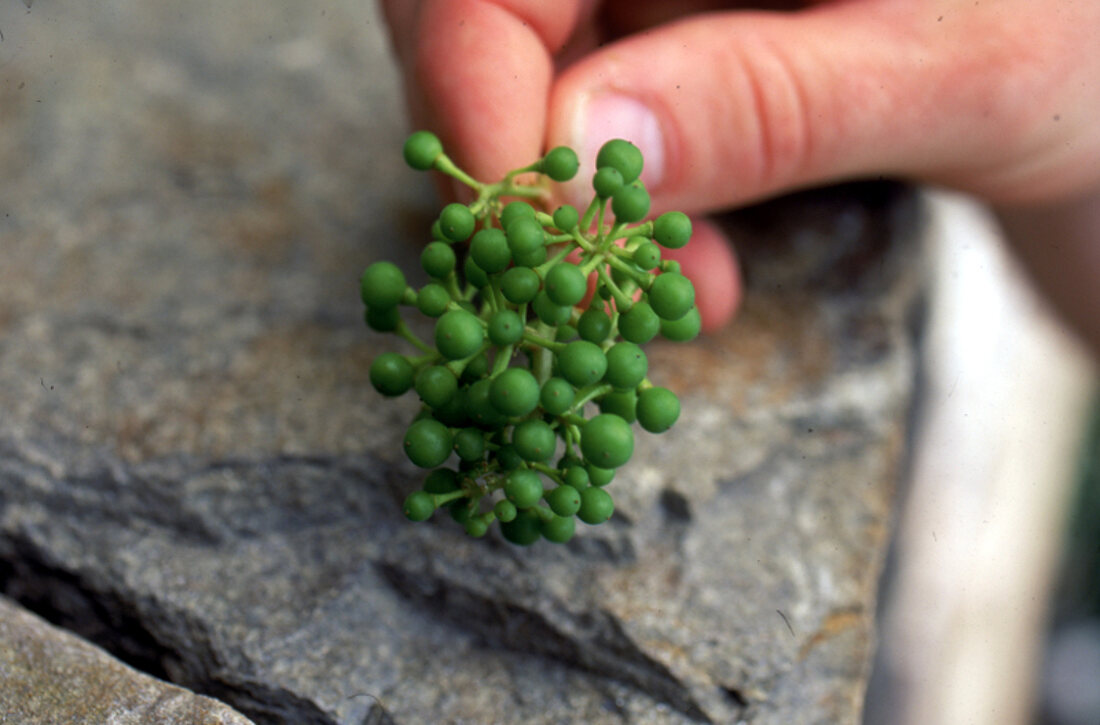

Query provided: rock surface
[0,1,922,723]
[0,595,255,724]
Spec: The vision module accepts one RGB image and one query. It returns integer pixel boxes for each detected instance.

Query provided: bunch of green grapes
[360,131,698,545]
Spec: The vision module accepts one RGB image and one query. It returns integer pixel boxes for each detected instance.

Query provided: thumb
[546,2,1085,212]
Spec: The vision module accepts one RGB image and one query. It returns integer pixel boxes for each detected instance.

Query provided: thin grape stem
[571,382,614,412]
[579,195,601,231]
[396,321,434,355]
[433,154,481,191]
[529,462,564,486]
[430,489,467,507]
[605,253,655,288]
[491,344,514,376]
[596,267,633,311]
[523,329,565,354]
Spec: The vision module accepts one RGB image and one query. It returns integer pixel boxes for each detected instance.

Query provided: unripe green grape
[547,484,582,517]
[500,509,541,546]
[578,307,612,343]
[466,378,508,429]
[494,498,518,523]
[403,491,435,521]
[586,463,615,487]
[370,352,414,397]
[434,309,484,360]
[577,486,614,524]
[533,291,572,326]
[564,465,590,490]
[364,305,400,332]
[540,513,576,543]
[500,200,536,230]
[453,427,486,462]
[489,367,540,418]
[449,499,473,524]
[512,419,557,462]
[604,342,648,390]
[653,211,692,249]
[660,306,701,342]
[360,261,407,309]
[430,219,446,241]
[460,352,489,383]
[464,517,489,538]
[633,241,661,271]
[552,204,579,232]
[423,467,459,494]
[404,418,453,468]
[556,340,608,388]
[415,365,458,408]
[439,203,475,242]
[504,469,544,509]
[596,138,644,184]
[416,283,451,317]
[555,324,578,343]
[637,386,680,433]
[544,263,587,307]
[648,273,695,321]
[403,130,443,171]
[539,377,575,416]
[500,266,540,304]
[617,301,660,344]
[464,255,489,289]
[592,166,624,199]
[580,413,634,469]
[470,228,511,274]
[611,183,651,223]
[541,146,579,181]
[496,444,523,471]
[597,390,637,423]
[512,243,547,268]
[487,309,525,346]
[431,392,469,428]
[421,241,456,278]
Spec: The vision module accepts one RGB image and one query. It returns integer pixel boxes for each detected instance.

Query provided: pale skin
[381,0,1100,356]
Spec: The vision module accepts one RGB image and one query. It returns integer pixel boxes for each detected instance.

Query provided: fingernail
[577,93,665,190]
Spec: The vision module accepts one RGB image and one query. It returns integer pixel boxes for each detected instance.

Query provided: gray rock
[0,595,254,724]
[0,1,923,723]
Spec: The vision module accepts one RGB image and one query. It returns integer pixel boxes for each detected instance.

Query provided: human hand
[381,0,1100,348]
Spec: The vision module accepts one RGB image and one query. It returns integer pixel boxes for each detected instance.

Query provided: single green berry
[539,377,575,416]
[465,378,508,429]
[470,228,511,274]
[552,204,579,232]
[453,427,486,462]
[577,486,614,524]
[364,305,399,332]
[512,242,548,268]
[500,509,541,546]
[360,261,407,309]
[578,307,612,343]
[421,241,456,278]
[592,166,624,199]
[487,309,525,346]
[661,306,701,342]
[500,266,541,304]
[506,215,545,253]
[423,468,459,494]
[460,352,490,383]
[496,444,524,472]
[540,513,576,543]
[544,263,587,307]
[439,203,475,242]
[464,255,489,288]
[465,517,489,538]
[596,138,644,184]
[586,463,615,487]
[512,419,557,462]
[604,342,648,390]
[414,365,458,408]
[369,352,414,397]
[547,485,582,517]
[597,390,637,423]
[555,324,578,343]
[403,130,443,171]
[494,498,518,523]
[435,309,484,360]
[431,393,469,428]
[489,367,540,418]
[653,211,692,249]
[563,465,590,490]
[632,241,661,271]
[648,272,695,321]
[504,469,544,509]
[404,418,453,468]
[637,386,680,433]
[580,413,634,469]
[500,200,536,230]
[611,183,651,223]
[541,146,579,181]
[556,340,608,388]
[533,291,572,326]
[403,491,436,521]
[617,301,661,344]
[416,283,451,317]
[449,499,474,524]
